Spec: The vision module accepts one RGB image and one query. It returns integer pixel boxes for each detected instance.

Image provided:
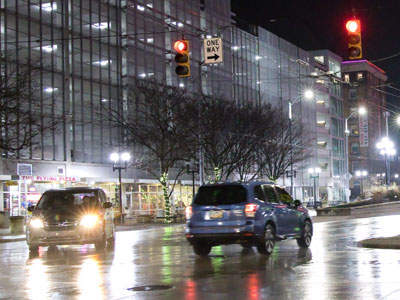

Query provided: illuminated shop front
[1,174,197,217]
[2,176,81,216]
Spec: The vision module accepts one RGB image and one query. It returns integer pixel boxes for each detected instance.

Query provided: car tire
[257,223,275,255]
[95,230,106,251]
[297,220,312,248]
[193,242,211,256]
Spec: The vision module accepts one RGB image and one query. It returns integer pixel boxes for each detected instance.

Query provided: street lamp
[376,137,396,186]
[355,170,368,197]
[110,151,131,218]
[344,106,366,202]
[288,89,314,197]
[186,162,199,200]
[308,167,321,209]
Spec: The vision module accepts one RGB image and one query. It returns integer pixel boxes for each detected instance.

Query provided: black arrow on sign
[207,54,220,61]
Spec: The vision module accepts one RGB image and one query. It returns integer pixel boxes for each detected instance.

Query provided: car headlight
[30,218,44,229]
[80,215,100,228]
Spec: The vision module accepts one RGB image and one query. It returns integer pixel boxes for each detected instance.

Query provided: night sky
[231,0,400,101]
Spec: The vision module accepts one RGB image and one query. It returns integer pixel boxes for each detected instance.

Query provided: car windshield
[37,191,99,210]
[195,185,246,205]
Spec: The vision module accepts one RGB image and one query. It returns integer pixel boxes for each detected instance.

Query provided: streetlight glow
[110,152,119,162]
[121,152,131,162]
[376,136,396,185]
[304,89,314,100]
[358,106,367,115]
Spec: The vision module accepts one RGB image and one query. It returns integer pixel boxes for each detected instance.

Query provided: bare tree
[186,95,276,182]
[0,53,61,157]
[103,79,195,221]
[259,117,313,182]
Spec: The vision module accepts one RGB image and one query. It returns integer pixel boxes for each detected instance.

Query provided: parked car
[185,182,313,256]
[26,187,115,253]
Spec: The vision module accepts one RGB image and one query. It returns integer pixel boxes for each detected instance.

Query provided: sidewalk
[0,227,26,243]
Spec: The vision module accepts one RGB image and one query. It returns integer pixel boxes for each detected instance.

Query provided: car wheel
[95,230,106,251]
[193,242,211,256]
[257,223,275,255]
[297,220,312,248]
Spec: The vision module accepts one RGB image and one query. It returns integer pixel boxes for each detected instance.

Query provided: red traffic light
[346,20,360,33]
[174,40,188,53]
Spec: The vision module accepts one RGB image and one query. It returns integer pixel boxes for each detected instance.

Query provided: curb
[359,237,400,250]
[0,237,26,243]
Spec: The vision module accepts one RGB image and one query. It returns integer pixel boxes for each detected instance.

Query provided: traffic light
[174,40,190,77]
[346,19,362,60]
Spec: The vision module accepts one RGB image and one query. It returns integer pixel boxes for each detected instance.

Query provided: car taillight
[245,203,259,218]
[185,206,193,219]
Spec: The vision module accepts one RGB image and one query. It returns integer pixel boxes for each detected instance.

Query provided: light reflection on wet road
[1,215,400,300]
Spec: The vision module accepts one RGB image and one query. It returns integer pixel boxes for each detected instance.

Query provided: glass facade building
[0,0,346,216]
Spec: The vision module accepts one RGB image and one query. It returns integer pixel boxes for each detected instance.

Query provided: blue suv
[185,182,313,256]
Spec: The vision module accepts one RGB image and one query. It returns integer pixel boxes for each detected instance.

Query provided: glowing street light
[376,137,396,186]
[110,151,130,220]
[288,89,314,197]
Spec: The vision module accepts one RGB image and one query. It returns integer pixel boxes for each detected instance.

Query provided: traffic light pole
[198,60,205,185]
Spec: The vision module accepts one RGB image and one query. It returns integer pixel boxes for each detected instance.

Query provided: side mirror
[294,200,302,208]
[27,206,35,212]
[103,202,113,209]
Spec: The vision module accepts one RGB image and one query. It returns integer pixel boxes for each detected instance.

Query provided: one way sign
[203,37,223,64]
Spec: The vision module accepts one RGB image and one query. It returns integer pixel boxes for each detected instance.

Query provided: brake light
[245,203,259,217]
[185,206,193,219]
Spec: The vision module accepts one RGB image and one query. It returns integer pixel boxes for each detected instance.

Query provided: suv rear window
[195,186,247,205]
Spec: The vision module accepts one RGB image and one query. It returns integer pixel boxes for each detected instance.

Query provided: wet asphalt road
[1,215,400,300]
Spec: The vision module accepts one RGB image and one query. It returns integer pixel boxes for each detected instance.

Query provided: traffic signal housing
[346,19,362,60]
[174,40,190,77]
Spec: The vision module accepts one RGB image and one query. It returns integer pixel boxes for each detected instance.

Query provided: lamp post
[308,167,321,209]
[355,170,368,197]
[344,106,366,202]
[288,89,314,197]
[110,152,130,218]
[376,137,396,186]
[186,162,199,200]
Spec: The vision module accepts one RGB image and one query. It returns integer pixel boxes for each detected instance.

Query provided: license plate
[209,210,223,219]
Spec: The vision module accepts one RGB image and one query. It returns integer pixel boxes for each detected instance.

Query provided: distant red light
[174,40,187,53]
[346,20,359,33]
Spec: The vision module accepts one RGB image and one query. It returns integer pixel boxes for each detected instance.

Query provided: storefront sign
[17,163,32,176]
[20,176,80,182]
[359,115,368,147]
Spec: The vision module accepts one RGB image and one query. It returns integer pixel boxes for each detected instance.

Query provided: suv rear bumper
[185,223,262,246]
[186,232,259,246]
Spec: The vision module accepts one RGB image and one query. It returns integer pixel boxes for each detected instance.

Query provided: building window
[350,142,359,155]
[357,72,363,81]
[314,56,324,65]
[349,89,357,101]
[350,125,359,136]
[344,74,350,82]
